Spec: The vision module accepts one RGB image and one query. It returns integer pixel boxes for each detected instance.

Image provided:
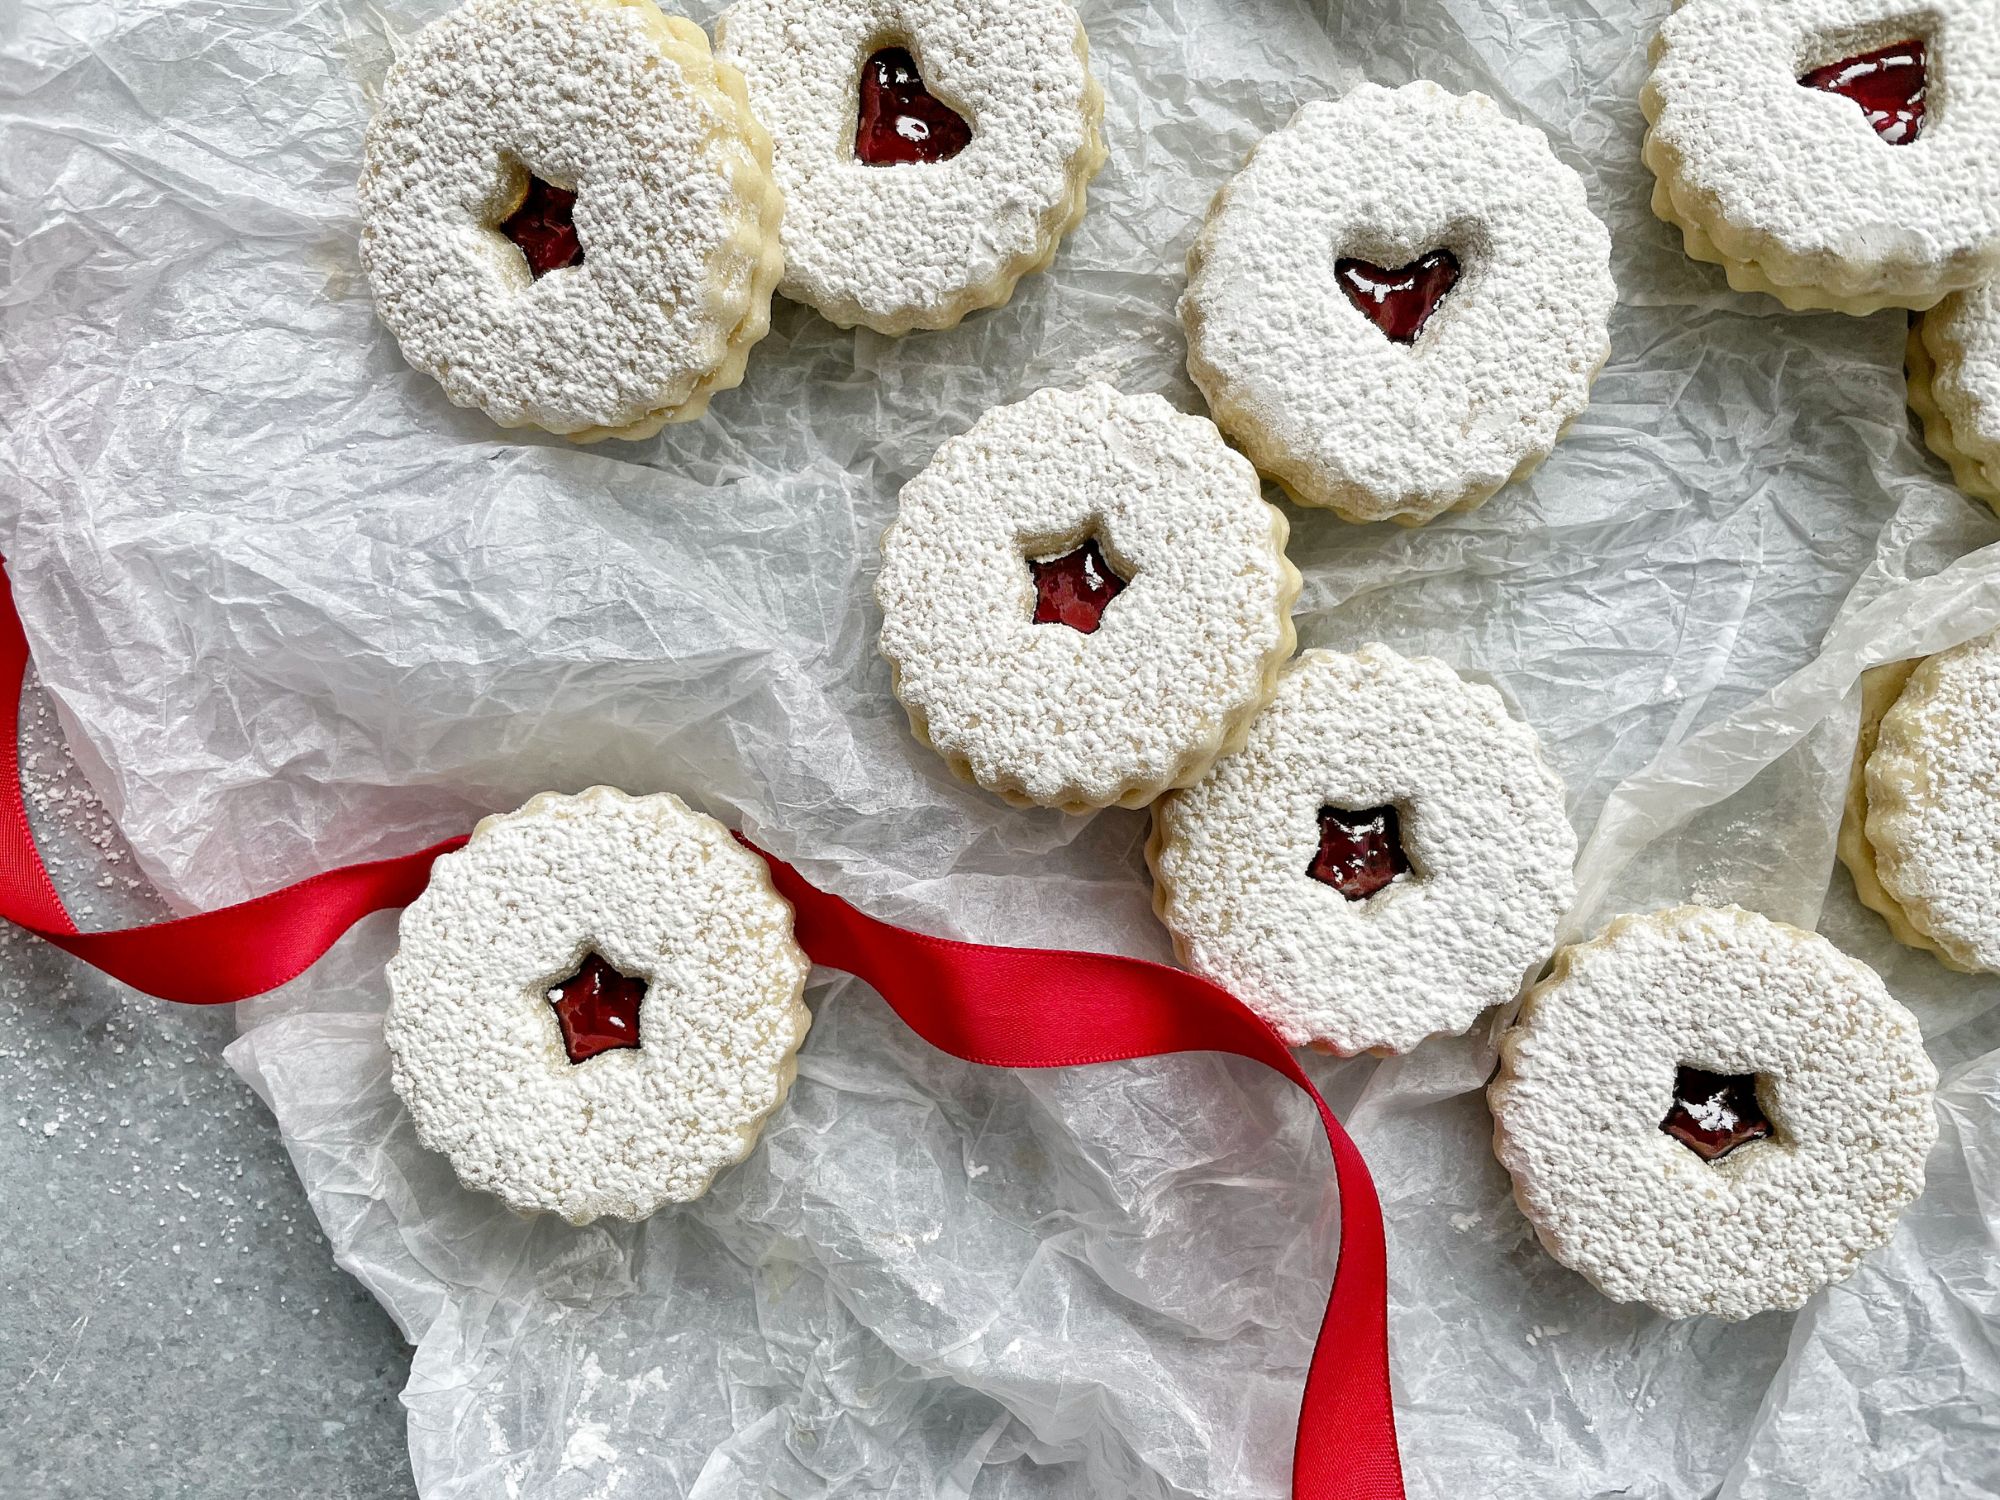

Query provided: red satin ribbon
[0,554,1403,1499]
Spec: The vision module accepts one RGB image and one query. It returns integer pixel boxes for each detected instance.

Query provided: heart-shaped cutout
[1336,249,1461,344]
[856,45,972,166]
[1799,39,1927,145]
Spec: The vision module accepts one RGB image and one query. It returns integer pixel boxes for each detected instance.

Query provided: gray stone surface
[0,679,415,1499]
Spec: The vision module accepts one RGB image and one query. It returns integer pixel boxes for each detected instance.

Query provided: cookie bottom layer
[1907,322,2000,510]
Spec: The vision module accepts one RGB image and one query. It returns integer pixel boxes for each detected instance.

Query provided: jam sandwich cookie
[1491,905,1937,1320]
[358,0,785,440]
[1840,631,2000,972]
[1147,646,1577,1055]
[1643,0,2000,313]
[385,788,811,1223]
[876,383,1299,811]
[716,0,1106,334]
[1909,280,2000,509]
[1180,81,1615,526]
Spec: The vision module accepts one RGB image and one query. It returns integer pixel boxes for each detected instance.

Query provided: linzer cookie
[1841,632,2000,972]
[358,0,785,439]
[876,383,1299,811]
[716,0,1106,334]
[1148,646,1577,1055]
[1909,280,2000,508]
[1180,81,1615,525]
[1644,0,2000,312]
[1491,906,1937,1320]
[384,788,811,1223]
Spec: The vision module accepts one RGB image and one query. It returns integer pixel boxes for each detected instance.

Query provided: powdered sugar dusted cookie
[358,0,785,439]
[1148,646,1576,1055]
[1644,0,2000,313]
[1491,905,1937,1320]
[1841,631,2000,971]
[385,788,811,1223]
[877,383,1299,811]
[716,0,1105,334]
[1180,81,1615,525]
[1909,280,2000,508]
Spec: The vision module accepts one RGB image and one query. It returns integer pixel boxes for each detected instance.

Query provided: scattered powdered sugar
[1149,645,1577,1055]
[1181,81,1615,524]
[716,0,1104,334]
[875,382,1299,811]
[358,0,783,438]
[1865,627,2000,970]
[1644,0,2000,305]
[383,787,811,1224]
[1490,904,1938,1321]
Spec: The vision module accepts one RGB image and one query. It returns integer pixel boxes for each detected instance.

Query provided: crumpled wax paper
[3,0,1997,1493]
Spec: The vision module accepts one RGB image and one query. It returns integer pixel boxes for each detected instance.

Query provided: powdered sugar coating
[1643,0,2000,312]
[1180,81,1615,525]
[1148,646,1577,1055]
[716,0,1105,334]
[877,383,1299,811]
[358,0,786,439]
[1491,905,1937,1320]
[384,787,811,1223]
[1911,280,2000,505]
[1862,628,2000,971]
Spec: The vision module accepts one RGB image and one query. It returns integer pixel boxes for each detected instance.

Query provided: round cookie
[385,788,811,1223]
[1909,280,2000,509]
[1643,0,2000,313]
[716,0,1105,335]
[1147,645,1577,1055]
[358,0,786,440]
[1842,630,2000,972]
[1180,81,1615,526]
[1490,905,1937,1321]
[876,383,1299,812]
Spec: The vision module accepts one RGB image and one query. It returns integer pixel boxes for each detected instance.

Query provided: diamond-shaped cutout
[1799,39,1927,145]
[1660,1066,1773,1161]
[1308,805,1410,902]
[547,951,646,1064]
[1029,537,1128,634]
[499,172,585,278]
[1336,249,1461,344]
[857,45,972,166]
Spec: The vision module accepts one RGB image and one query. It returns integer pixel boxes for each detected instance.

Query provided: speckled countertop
[0,678,415,1500]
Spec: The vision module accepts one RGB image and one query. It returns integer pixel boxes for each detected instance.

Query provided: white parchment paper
[3,0,1997,1494]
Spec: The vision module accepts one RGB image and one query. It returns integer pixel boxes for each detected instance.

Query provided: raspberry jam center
[499,174,584,278]
[857,45,972,165]
[1799,40,1927,145]
[1030,537,1128,634]
[1660,1066,1773,1161]
[547,952,646,1064]
[1336,249,1461,344]
[1309,806,1410,901]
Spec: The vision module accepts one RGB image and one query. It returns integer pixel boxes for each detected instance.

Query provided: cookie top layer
[1181,81,1615,524]
[1920,279,2000,477]
[1644,0,2000,303]
[716,0,1105,334]
[877,383,1299,811]
[385,788,811,1223]
[1866,627,2000,971]
[1491,905,1936,1320]
[359,0,784,439]
[1149,645,1576,1054]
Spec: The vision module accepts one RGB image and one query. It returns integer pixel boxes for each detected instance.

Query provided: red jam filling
[1335,249,1461,344]
[857,46,973,165]
[1308,806,1409,901]
[547,952,646,1064]
[499,175,584,278]
[1661,1066,1773,1161]
[1799,40,1927,145]
[1030,537,1128,634]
